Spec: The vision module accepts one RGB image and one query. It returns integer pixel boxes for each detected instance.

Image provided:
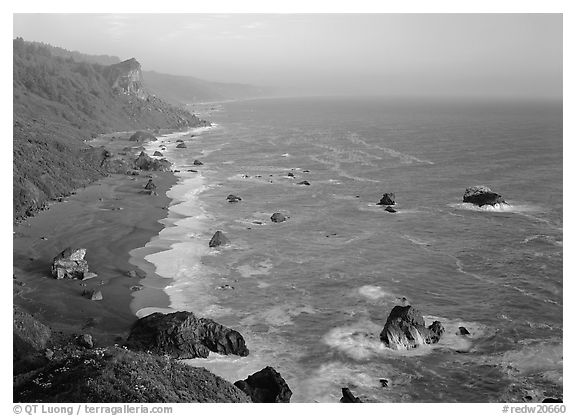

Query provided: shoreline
[129,128,214,318]
[13,131,179,345]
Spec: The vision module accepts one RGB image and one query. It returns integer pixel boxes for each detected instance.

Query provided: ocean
[132,97,562,402]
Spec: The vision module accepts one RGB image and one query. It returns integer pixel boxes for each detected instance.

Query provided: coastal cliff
[13,38,208,221]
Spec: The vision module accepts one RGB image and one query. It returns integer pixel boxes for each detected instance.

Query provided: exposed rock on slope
[234,366,292,403]
[125,311,249,359]
[379,305,444,350]
[129,130,156,142]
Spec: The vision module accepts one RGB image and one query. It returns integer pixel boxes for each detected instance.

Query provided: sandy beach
[13,133,178,345]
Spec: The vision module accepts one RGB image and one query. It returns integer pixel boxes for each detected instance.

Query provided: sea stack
[209,231,230,247]
[463,185,506,207]
[379,305,444,350]
[376,193,396,206]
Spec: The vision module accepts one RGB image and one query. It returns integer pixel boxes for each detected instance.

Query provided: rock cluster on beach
[51,247,90,280]
[234,366,292,403]
[129,131,156,142]
[133,151,171,171]
[463,185,506,207]
[125,311,249,359]
[380,305,444,350]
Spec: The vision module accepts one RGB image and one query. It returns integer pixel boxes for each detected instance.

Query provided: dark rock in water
[297,180,310,186]
[379,379,389,388]
[463,185,506,206]
[126,311,249,359]
[385,206,397,213]
[542,398,563,403]
[187,169,197,173]
[51,247,89,279]
[193,159,203,166]
[129,131,156,142]
[78,334,94,349]
[377,193,396,206]
[270,213,287,223]
[209,231,230,247]
[176,143,187,149]
[176,139,184,143]
[144,179,156,190]
[153,151,163,157]
[88,290,103,301]
[287,172,295,178]
[340,388,362,403]
[379,305,444,350]
[234,366,292,403]
[134,151,171,171]
[227,194,242,203]
[458,326,470,335]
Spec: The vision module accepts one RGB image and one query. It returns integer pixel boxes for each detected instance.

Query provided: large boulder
[193,159,204,166]
[234,366,292,403]
[125,311,249,359]
[51,247,89,279]
[134,151,171,171]
[176,143,187,149]
[463,185,506,207]
[379,305,444,350]
[209,231,230,248]
[129,131,156,142]
[377,193,396,206]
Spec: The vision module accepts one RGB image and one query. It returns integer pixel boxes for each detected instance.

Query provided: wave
[346,133,434,165]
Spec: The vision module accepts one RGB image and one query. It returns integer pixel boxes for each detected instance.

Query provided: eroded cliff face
[105,58,148,99]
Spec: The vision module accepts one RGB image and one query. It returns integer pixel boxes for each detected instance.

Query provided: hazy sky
[13,13,562,99]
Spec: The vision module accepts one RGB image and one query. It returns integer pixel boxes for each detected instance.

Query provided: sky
[13,13,562,100]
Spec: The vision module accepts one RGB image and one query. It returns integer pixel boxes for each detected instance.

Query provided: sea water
[132,97,562,402]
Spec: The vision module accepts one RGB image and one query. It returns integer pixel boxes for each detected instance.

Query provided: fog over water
[13,13,561,100]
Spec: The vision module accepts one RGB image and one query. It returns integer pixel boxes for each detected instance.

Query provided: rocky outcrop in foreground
[14,346,250,403]
[125,311,249,359]
[463,185,506,207]
[380,305,444,350]
[234,366,292,403]
[51,247,90,279]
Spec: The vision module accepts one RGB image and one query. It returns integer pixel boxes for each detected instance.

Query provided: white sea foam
[357,285,399,301]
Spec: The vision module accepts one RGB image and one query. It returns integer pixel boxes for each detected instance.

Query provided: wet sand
[13,133,177,345]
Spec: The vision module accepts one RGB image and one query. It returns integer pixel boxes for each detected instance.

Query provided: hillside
[143,70,270,104]
[13,38,208,220]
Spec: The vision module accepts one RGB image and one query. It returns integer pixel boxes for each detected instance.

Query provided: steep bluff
[103,58,148,99]
[13,38,209,221]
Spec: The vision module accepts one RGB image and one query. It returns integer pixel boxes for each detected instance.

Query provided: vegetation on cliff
[13,38,208,220]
